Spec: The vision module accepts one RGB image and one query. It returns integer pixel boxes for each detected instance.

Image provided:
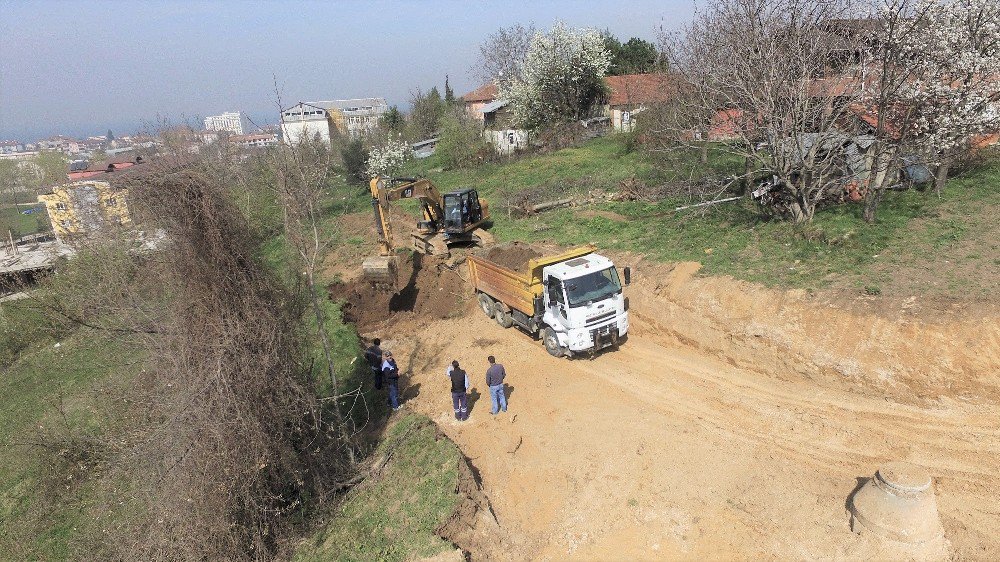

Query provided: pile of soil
[481,242,542,271]
[328,253,467,332]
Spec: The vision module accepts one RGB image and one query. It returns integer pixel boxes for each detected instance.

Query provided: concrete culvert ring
[850,462,945,546]
[877,462,932,495]
[478,293,495,318]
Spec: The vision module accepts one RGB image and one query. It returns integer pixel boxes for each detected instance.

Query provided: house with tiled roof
[604,73,676,131]
[461,83,498,121]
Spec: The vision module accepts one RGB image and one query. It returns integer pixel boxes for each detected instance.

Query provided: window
[106,197,116,207]
[547,278,567,316]
[60,219,71,228]
[565,267,622,307]
[55,202,67,211]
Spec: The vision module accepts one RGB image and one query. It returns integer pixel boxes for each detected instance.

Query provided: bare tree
[655,0,867,222]
[475,23,536,89]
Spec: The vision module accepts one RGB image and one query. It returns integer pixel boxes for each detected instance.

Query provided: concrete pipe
[849,462,944,544]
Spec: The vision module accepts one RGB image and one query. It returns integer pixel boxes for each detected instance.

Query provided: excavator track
[411,233,450,256]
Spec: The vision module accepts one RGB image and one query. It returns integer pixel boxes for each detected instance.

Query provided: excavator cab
[442,189,484,234]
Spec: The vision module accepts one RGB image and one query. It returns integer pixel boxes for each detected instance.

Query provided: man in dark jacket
[446,360,469,421]
[485,355,507,415]
[365,338,383,390]
[382,351,401,411]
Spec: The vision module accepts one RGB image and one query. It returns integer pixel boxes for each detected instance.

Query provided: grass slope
[398,136,999,298]
[293,413,463,562]
[0,325,137,560]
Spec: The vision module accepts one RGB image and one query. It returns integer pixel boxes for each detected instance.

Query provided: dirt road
[353,260,1000,560]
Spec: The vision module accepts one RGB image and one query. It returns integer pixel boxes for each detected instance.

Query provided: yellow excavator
[362,176,493,286]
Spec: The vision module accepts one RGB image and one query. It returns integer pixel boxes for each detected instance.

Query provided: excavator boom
[362,176,492,287]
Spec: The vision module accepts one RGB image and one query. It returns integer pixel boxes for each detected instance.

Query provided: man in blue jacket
[382,351,401,411]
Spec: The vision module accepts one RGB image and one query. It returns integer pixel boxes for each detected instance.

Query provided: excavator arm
[369,177,395,257]
[380,177,446,230]
[362,177,400,287]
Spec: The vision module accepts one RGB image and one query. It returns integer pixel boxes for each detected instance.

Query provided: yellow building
[38,180,131,245]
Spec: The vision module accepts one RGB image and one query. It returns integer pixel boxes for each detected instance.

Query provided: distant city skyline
[0,0,695,142]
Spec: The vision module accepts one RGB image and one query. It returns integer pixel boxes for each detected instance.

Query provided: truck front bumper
[565,315,628,353]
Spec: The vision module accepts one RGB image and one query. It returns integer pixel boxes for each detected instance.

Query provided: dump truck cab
[539,253,629,355]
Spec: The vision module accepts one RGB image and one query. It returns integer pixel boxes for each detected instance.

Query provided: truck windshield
[564,267,622,307]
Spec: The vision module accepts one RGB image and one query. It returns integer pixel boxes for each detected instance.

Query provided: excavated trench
[327,246,1000,560]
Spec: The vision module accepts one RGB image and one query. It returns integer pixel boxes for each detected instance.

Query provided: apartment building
[280,98,387,144]
[204,111,252,135]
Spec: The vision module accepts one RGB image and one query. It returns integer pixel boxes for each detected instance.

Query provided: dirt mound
[328,253,468,333]
[435,455,507,561]
[480,242,542,271]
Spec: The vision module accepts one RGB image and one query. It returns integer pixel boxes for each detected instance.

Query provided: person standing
[485,355,507,415]
[365,338,383,390]
[447,360,470,421]
[382,351,401,411]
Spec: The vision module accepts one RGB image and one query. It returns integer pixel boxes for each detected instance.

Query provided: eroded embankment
[327,249,1000,560]
[623,258,1000,406]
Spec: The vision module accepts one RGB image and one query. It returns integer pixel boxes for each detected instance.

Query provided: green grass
[293,414,463,562]
[0,204,48,237]
[391,136,1000,296]
[0,321,139,560]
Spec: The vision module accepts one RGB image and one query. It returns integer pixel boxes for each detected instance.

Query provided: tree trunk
[700,140,709,164]
[307,271,356,466]
[934,158,950,195]
[788,192,813,224]
[862,188,883,223]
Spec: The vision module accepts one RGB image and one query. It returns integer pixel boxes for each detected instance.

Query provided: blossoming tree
[365,136,411,178]
[498,22,611,129]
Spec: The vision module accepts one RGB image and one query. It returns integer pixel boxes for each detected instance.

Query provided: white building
[0,140,24,154]
[280,98,388,144]
[230,133,279,148]
[204,111,252,135]
[280,103,334,144]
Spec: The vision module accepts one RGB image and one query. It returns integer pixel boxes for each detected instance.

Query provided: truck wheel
[541,327,565,357]
[493,302,514,328]
[478,293,495,318]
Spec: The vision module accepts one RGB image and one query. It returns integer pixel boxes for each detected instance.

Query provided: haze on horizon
[0,0,694,142]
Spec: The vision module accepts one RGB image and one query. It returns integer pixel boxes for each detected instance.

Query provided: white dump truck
[467,244,630,357]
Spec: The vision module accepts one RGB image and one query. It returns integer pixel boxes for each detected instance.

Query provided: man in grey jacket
[485,355,507,415]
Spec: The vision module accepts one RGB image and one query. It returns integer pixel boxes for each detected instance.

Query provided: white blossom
[498,21,611,129]
[894,0,1000,155]
[365,136,411,178]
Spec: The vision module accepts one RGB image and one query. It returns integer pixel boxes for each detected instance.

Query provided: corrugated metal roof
[480,99,509,114]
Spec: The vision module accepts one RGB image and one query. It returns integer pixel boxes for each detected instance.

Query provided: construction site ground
[329,249,999,561]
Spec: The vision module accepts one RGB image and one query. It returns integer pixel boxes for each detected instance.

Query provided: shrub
[436,109,487,169]
[341,139,369,184]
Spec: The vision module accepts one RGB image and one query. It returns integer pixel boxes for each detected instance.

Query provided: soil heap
[480,242,542,271]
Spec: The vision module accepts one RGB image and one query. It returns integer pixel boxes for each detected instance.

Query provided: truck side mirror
[623,267,631,286]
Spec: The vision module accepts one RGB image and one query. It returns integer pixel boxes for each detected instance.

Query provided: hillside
[333,136,999,303]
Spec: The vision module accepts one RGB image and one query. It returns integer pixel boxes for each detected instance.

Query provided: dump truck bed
[467,244,596,317]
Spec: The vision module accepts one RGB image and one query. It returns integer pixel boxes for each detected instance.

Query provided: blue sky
[0,0,695,142]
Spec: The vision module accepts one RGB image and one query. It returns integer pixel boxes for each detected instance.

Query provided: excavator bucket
[362,255,398,288]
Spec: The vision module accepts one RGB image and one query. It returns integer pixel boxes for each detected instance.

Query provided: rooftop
[606,73,676,106]
[462,83,498,103]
